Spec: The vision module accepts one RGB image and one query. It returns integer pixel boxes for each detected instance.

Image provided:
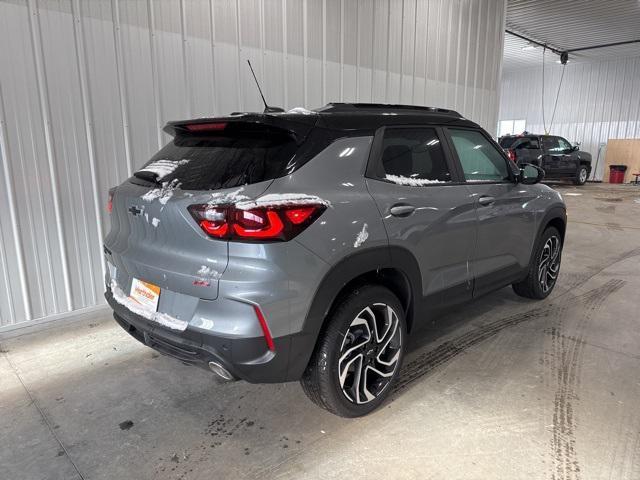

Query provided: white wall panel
[0,0,506,329]
[499,56,640,180]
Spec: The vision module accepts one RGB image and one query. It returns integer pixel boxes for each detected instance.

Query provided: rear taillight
[506,149,516,163]
[107,189,115,214]
[188,203,325,242]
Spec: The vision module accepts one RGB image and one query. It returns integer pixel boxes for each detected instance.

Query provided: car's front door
[541,136,567,177]
[444,127,538,297]
[556,136,579,174]
[366,126,476,310]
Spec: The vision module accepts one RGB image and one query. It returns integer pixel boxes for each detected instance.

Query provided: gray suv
[104,103,566,417]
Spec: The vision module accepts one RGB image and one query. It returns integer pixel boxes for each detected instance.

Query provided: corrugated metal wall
[0,0,506,329]
[499,56,640,180]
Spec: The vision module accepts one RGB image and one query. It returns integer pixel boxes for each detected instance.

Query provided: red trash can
[609,165,627,184]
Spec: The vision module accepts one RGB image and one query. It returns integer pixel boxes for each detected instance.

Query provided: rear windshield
[499,136,539,149]
[498,137,518,148]
[134,127,298,190]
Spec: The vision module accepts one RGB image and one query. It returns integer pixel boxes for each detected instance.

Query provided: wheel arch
[539,206,567,243]
[285,246,422,381]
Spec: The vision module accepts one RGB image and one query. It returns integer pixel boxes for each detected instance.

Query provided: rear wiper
[133,170,161,184]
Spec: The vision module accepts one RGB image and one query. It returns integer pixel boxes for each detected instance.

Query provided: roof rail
[318,103,462,116]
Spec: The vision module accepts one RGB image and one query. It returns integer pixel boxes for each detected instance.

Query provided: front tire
[301,285,406,417]
[512,226,562,299]
[574,165,588,185]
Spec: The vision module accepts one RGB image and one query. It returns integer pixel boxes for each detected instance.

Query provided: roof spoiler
[163,113,318,144]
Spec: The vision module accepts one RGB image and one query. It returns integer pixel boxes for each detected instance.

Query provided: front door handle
[478,196,495,206]
[390,204,416,217]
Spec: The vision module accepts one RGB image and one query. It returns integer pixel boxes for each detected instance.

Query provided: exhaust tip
[208,361,235,381]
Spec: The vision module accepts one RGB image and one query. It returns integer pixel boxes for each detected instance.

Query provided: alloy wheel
[338,303,402,404]
[579,168,588,183]
[538,235,561,293]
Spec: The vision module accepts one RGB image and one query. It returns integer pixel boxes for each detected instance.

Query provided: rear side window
[375,128,451,184]
[135,127,298,190]
[449,129,510,183]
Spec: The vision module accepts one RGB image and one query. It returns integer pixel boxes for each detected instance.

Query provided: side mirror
[519,163,545,185]
[571,145,580,152]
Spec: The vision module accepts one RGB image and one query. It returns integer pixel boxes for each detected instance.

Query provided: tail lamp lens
[107,190,115,214]
[507,149,516,163]
[188,204,325,242]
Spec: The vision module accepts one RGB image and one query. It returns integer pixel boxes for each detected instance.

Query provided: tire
[512,226,562,299]
[301,285,406,417]
[574,165,588,185]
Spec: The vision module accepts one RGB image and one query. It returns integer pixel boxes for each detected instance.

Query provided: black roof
[165,103,479,137]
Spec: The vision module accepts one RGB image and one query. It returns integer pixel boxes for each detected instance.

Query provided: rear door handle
[390,204,416,217]
[478,196,495,206]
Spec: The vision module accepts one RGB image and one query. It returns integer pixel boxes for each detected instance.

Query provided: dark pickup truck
[499,134,592,185]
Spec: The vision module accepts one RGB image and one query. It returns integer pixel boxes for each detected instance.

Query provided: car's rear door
[443,127,537,297]
[365,126,476,310]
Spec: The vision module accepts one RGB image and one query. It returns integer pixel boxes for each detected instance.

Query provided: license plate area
[129,278,161,311]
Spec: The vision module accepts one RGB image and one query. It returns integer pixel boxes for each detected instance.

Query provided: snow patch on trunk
[236,193,331,210]
[353,223,369,248]
[151,217,160,227]
[110,280,188,331]
[142,179,181,205]
[137,159,189,181]
[385,174,446,186]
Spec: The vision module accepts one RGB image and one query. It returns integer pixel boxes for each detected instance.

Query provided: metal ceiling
[503,0,640,71]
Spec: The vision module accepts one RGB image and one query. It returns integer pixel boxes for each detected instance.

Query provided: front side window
[556,137,571,152]
[542,136,561,152]
[377,128,451,185]
[449,129,510,183]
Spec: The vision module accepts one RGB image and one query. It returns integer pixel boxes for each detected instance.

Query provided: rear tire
[574,165,588,185]
[512,226,562,299]
[301,285,406,417]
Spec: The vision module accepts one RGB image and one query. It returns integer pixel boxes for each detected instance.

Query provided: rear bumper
[105,288,299,383]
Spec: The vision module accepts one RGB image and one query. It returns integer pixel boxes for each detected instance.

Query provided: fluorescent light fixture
[521,43,537,51]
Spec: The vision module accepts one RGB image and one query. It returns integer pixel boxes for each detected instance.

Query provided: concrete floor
[2,183,640,480]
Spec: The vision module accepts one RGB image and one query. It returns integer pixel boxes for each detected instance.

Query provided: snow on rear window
[137,130,298,191]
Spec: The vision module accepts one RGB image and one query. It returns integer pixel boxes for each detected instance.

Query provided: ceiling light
[521,43,537,51]
[555,59,570,64]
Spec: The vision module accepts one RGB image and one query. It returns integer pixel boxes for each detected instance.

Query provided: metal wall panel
[499,56,640,180]
[0,0,506,329]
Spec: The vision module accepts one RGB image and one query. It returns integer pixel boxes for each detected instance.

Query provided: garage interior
[1,1,639,479]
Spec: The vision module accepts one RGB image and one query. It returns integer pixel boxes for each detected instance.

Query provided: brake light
[506,149,516,163]
[107,189,115,214]
[188,204,325,242]
[284,206,317,224]
[184,122,227,132]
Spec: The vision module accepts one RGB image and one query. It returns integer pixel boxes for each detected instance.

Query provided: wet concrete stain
[154,413,265,478]
[119,420,134,430]
[596,197,623,203]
